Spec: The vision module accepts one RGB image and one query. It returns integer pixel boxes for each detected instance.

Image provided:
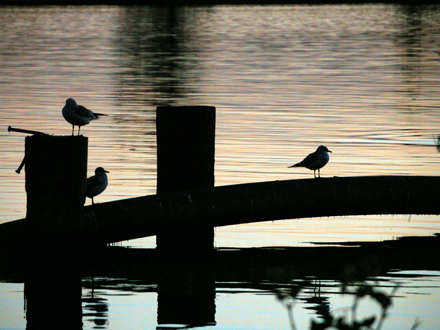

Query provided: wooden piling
[24,135,87,329]
[156,106,217,327]
[25,135,88,233]
[156,106,215,193]
[156,106,215,253]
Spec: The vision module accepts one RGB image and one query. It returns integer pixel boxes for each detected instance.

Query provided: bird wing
[295,151,319,167]
[86,176,100,195]
[76,105,95,119]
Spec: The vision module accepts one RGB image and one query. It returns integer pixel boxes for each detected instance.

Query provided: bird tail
[93,112,107,119]
[288,163,302,168]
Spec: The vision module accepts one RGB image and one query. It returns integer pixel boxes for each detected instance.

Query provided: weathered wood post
[24,135,87,329]
[156,106,216,327]
[25,135,87,233]
[156,105,216,253]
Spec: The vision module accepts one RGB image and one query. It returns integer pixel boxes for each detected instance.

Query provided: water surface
[1,4,439,245]
[0,4,440,329]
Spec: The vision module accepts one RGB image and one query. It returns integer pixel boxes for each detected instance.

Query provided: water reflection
[24,242,82,330]
[82,284,109,329]
[1,234,440,329]
[114,6,203,107]
[157,259,216,328]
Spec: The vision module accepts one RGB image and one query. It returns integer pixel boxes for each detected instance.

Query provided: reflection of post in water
[25,241,83,330]
[157,258,216,328]
[24,135,86,330]
[156,106,216,327]
[115,6,198,106]
[82,279,109,329]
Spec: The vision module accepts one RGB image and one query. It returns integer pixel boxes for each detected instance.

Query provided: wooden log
[156,106,215,253]
[79,175,440,245]
[2,176,440,246]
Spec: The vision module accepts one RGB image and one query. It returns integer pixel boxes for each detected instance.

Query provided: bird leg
[78,126,81,136]
[71,125,75,136]
[91,197,94,205]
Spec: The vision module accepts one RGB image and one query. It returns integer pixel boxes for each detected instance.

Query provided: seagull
[288,145,332,178]
[86,167,109,205]
[62,98,106,135]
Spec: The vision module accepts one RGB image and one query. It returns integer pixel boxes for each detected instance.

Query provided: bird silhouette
[289,145,332,178]
[62,98,106,135]
[86,167,109,205]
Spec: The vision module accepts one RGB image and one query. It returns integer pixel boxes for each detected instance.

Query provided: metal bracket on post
[8,126,48,174]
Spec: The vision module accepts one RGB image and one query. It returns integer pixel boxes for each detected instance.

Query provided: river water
[0,3,440,329]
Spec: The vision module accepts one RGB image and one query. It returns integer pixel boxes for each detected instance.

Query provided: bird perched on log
[62,98,106,135]
[288,145,332,178]
[86,167,109,205]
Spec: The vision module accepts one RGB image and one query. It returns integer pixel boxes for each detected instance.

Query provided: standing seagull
[288,145,332,178]
[86,167,109,205]
[62,98,106,135]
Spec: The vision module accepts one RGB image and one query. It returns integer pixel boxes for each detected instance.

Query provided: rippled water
[1,4,439,246]
[1,4,440,329]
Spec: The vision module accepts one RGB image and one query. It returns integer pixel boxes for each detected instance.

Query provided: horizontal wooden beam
[2,176,440,246]
[82,175,440,244]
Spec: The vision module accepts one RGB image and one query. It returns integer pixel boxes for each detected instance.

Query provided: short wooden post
[156,106,215,253]
[24,135,87,329]
[25,135,87,233]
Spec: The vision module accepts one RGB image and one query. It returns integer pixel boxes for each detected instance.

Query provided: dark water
[1,3,440,329]
[2,241,440,329]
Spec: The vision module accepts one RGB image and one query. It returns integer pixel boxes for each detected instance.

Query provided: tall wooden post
[156,106,215,253]
[156,106,216,327]
[24,135,87,329]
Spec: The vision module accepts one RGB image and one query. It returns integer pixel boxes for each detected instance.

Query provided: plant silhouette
[266,260,421,330]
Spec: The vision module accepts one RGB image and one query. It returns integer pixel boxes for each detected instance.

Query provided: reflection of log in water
[0,235,439,329]
[4,234,432,282]
[3,234,437,289]
[78,234,440,286]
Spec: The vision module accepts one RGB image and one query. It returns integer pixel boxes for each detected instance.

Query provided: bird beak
[328,150,332,153]
[105,170,110,173]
